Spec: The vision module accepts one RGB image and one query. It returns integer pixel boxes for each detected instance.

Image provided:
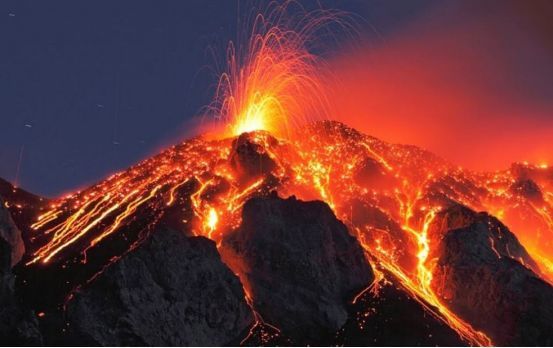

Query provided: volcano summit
[1,120,552,346]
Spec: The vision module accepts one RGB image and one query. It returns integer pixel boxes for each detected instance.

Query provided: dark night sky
[3,0,550,197]
[1,0,439,197]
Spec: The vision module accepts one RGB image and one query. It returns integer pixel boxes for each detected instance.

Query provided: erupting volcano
[1,1,553,346]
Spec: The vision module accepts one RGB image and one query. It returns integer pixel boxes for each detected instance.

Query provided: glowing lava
[209,2,342,139]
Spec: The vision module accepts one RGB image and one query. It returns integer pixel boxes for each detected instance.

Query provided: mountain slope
[1,120,552,345]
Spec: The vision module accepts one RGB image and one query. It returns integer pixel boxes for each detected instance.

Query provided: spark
[207,1,347,140]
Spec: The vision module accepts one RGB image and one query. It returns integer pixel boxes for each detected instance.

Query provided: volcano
[1,120,552,346]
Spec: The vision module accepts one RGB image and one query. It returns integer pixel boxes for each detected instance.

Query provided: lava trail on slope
[3,120,553,345]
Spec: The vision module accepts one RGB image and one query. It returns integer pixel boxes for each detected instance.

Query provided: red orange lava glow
[327,0,553,171]
[207,1,352,139]
[15,2,553,346]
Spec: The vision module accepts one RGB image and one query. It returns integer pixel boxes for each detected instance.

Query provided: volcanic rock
[509,178,544,204]
[510,163,553,191]
[0,178,45,210]
[221,193,374,341]
[353,157,397,190]
[339,282,466,346]
[424,174,487,209]
[347,199,417,272]
[229,131,278,184]
[430,204,553,346]
[64,227,254,346]
[0,237,42,345]
[0,197,25,266]
[0,178,48,235]
[429,204,539,272]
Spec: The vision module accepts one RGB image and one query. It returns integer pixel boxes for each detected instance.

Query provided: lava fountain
[208,1,346,139]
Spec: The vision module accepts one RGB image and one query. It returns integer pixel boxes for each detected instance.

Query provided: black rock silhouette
[65,227,253,346]
[222,193,373,341]
[431,204,553,346]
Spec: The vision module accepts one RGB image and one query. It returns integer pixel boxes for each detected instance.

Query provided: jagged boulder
[229,131,278,184]
[430,205,553,346]
[221,193,373,341]
[65,228,254,346]
[0,238,42,345]
[429,204,539,272]
[0,197,25,266]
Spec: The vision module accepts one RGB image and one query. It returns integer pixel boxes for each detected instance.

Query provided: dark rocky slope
[221,193,374,342]
[0,220,42,344]
[338,282,466,346]
[430,204,553,346]
[64,227,253,346]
